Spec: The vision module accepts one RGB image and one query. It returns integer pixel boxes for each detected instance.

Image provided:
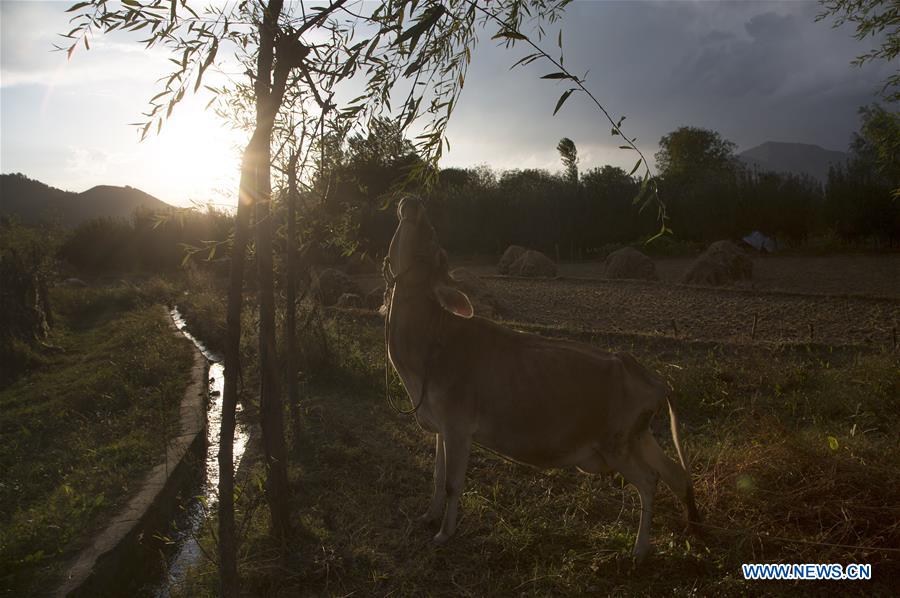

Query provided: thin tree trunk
[218,129,265,598]
[285,151,300,437]
[255,144,291,540]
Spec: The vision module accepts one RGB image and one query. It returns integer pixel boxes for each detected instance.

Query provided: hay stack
[497,245,526,275]
[681,240,752,286]
[605,247,658,281]
[314,268,362,306]
[449,268,505,318]
[508,250,557,278]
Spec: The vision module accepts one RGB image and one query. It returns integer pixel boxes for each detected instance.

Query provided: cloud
[65,146,128,179]
[744,11,798,41]
[443,0,892,172]
[1,0,894,203]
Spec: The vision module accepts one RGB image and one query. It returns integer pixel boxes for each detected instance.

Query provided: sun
[142,97,244,209]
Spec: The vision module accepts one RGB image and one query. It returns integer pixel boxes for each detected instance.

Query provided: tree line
[308,105,899,262]
[43,102,898,280]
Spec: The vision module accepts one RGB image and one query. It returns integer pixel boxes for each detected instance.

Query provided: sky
[0,0,894,208]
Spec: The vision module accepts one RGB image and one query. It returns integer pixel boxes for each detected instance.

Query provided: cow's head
[387,196,473,318]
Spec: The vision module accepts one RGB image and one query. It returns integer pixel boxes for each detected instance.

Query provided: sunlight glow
[140,97,244,209]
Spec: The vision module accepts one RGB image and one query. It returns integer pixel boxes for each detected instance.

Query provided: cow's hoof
[433,531,451,545]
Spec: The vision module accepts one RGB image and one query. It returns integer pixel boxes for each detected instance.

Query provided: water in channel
[142,307,250,596]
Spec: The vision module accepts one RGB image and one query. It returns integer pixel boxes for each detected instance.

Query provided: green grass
[0,283,193,595]
[174,308,900,596]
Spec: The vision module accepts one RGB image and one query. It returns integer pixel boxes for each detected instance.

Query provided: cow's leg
[637,432,701,532]
[434,431,472,544]
[607,450,659,563]
[418,433,446,526]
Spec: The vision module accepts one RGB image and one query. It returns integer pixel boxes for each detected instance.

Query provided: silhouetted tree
[557,137,579,184]
[825,107,900,246]
[656,127,740,241]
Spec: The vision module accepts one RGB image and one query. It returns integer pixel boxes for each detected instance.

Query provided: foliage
[429,165,647,258]
[58,207,231,275]
[557,137,578,184]
[0,220,59,383]
[656,126,739,180]
[0,285,192,595]
[737,170,824,243]
[817,0,900,101]
[825,105,900,242]
[853,103,900,197]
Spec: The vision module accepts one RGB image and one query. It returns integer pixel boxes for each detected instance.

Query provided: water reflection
[153,308,249,596]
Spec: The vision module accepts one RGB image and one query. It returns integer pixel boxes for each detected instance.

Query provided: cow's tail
[666,393,689,473]
[666,392,702,530]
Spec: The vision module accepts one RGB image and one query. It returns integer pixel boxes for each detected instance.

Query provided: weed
[0,285,193,594]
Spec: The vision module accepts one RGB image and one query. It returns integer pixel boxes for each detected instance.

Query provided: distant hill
[738,142,847,184]
[0,173,174,227]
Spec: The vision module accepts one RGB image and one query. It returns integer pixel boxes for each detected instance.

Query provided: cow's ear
[434,286,474,318]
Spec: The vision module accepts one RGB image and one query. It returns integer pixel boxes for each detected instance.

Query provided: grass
[0,282,193,595]
[173,306,900,596]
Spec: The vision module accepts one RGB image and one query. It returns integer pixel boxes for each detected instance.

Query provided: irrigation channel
[142,308,250,596]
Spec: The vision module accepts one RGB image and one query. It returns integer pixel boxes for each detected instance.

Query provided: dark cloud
[1,0,894,188]
[744,11,797,41]
[701,30,736,44]
[444,1,893,172]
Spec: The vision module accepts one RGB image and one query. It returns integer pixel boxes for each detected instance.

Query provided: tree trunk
[218,128,266,598]
[285,151,300,438]
[255,141,291,540]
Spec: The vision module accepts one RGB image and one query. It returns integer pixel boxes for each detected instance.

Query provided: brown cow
[384,197,700,562]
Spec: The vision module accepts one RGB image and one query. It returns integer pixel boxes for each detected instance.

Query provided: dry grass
[175,304,900,596]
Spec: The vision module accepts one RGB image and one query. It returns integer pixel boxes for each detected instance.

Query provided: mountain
[738,141,847,184]
[0,173,174,227]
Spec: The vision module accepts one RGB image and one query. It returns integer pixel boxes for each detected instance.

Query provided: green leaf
[552,89,572,116]
[827,436,839,451]
[541,72,570,80]
[396,5,445,53]
[629,158,642,176]
[508,53,541,70]
[65,2,91,13]
[403,57,423,78]
[492,29,528,41]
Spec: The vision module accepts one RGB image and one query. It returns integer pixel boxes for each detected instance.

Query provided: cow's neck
[388,286,444,378]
